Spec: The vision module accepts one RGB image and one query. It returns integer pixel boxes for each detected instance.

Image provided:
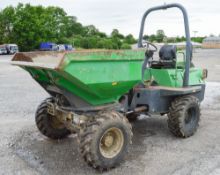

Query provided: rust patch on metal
[57,52,67,70]
[12,51,67,69]
[12,53,33,62]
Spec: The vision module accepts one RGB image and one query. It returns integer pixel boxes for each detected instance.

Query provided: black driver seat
[151,45,177,69]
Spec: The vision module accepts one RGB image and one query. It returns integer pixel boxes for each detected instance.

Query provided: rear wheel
[167,95,200,138]
[78,111,132,170]
[35,97,71,139]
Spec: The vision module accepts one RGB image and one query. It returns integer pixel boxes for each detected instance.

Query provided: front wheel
[167,95,200,138]
[78,111,132,170]
[35,98,71,139]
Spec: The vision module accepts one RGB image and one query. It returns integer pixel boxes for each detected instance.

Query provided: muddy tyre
[35,97,71,139]
[78,111,132,170]
[168,95,200,138]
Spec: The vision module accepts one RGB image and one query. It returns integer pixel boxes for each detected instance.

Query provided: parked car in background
[57,44,66,51]
[40,42,58,51]
[65,44,74,51]
[0,45,7,55]
[6,44,19,54]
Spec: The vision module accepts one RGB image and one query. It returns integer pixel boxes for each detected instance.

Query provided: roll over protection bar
[138,3,192,87]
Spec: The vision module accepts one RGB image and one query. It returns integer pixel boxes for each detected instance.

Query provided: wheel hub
[99,127,124,158]
[50,115,65,129]
[104,135,114,147]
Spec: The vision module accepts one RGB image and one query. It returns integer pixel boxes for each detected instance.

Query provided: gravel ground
[0,49,220,175]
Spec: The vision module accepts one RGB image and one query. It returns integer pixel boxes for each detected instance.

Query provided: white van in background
[57,44,66,51]
[0,45,7,55]
[6,44,19,54]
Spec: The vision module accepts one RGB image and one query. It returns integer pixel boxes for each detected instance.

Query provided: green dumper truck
[11,3,207,170]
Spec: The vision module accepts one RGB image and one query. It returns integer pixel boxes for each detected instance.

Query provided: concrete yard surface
[0,49,220,175]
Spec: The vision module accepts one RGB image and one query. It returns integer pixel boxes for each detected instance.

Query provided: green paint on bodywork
[143,52,205,87]
[22,50,145,105]
[144,67,204,87]
[64,50,145,61]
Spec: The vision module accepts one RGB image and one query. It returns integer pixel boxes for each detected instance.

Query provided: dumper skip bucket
[12,50,145,106]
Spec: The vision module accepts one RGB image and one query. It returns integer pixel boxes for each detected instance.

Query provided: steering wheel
[142,41,158,52]
[141,41,158,80]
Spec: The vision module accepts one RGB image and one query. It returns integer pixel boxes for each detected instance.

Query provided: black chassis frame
[43,82,205,115]
[126,84,205,115]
